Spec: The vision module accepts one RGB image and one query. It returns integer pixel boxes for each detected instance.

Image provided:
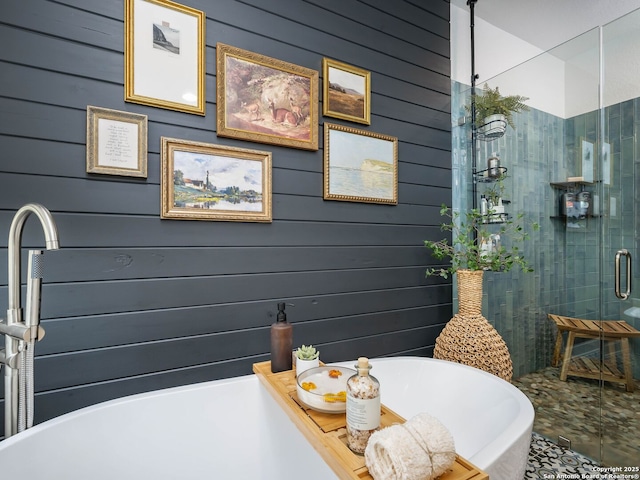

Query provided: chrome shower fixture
[0,203,60,439]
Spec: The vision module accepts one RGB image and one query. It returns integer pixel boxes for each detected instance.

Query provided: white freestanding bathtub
[0,356,533,480]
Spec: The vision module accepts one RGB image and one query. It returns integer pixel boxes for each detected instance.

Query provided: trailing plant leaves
[424,203,538,278]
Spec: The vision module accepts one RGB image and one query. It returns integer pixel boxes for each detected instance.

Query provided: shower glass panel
[454,9,640,467]
[600,8,640,467]
[468,28,604,462]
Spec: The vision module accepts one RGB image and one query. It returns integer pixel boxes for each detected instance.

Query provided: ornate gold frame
[323,123,398,205]
[86,106,148,178]
[216,43,319,151]
[161,137,272,223]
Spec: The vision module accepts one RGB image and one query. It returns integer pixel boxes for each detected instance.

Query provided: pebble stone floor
[515,366,640,478]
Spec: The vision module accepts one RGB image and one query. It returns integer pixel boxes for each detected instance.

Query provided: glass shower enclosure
[451,7,640,467]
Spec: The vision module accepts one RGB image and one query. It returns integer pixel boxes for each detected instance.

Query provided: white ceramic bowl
[295,365,355,414]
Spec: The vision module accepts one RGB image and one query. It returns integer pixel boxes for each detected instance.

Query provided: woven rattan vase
[433,269,513,382]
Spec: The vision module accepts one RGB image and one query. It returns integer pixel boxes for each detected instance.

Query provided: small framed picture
[125,0,205,115]
[86,106,148,178]
[323,123,398,205]
[602,141,611,185]
[161,137,272,222]
[580,138,594,183]
[322,58,371,125]
[216,43,319,151]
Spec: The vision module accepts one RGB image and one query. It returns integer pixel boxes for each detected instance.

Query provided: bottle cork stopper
[357,357,369,374]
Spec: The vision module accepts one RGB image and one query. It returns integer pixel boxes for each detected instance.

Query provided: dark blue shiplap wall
[0,0,452,433]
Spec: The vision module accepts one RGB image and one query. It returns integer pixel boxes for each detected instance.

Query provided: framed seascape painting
[125,0,205,115]
[323,123,398,205]
[161,137,272,222]
[86,106,148,178]
[216,43,319,151]
[322,58,371,125]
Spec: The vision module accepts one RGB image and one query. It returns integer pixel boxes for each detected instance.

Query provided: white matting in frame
[125,0,205,115]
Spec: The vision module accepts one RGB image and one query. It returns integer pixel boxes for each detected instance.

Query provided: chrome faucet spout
[8,204,59,311]
[3,203,59,439]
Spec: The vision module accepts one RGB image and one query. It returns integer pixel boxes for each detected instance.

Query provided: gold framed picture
[322,58,370,125]
[216,43,319,151]
[86,106,148,178]
[125,0,205,115]
[161,137,272,223]
[324,123,398,205]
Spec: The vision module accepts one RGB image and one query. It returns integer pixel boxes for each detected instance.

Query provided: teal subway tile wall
[452,81,639,378]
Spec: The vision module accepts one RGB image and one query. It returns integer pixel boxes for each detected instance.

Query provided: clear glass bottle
[346,357,380,454]
[487,152,501,178]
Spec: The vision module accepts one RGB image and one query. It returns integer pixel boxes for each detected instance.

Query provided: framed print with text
[86,106,148,178]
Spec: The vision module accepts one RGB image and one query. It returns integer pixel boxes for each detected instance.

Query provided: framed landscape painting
[161,137,272,222]
[322,58,370,125]
[216,43,319,150]
[323,123,397,205]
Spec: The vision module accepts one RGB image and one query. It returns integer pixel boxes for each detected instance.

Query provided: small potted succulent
[295,344,320,376]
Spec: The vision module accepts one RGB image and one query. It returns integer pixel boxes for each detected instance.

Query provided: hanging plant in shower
[467,83,530,140]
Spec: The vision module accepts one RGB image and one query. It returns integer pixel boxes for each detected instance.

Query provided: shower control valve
[0,347,20,369]
[0,321,31,342]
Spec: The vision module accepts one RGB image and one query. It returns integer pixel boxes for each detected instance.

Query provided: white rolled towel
[364,413,456,480]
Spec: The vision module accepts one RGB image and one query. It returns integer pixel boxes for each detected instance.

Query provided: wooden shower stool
[548,314,640,392]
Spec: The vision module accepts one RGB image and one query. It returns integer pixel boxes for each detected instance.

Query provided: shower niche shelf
[549,181,599,222]
[550,180,595,190]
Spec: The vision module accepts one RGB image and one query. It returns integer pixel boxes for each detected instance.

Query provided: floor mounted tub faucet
[0,204,59,439]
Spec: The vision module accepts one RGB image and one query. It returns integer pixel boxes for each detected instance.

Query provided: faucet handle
[0,322,30,342]
[0,347,20,369]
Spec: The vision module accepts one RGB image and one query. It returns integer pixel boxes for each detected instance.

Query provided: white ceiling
[450,0,640,51]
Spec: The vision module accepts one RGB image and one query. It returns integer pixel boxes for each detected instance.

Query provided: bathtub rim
[0,373,257,448]
[0,355,534,477]
[342,356,534,472]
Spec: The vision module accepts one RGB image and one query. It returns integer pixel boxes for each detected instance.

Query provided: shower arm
[1,203,59,439]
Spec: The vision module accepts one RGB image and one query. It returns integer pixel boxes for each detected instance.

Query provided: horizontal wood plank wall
[0,0,452,434]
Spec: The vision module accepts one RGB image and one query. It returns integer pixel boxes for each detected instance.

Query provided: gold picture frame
[86,106,148,178]
[216,43,319,151]
[125,0,205,115]
[322,58,371,125]
[161,137,272,223]
[324,123,398,205]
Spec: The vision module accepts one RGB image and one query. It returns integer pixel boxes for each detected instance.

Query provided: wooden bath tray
[253,361,489,480]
